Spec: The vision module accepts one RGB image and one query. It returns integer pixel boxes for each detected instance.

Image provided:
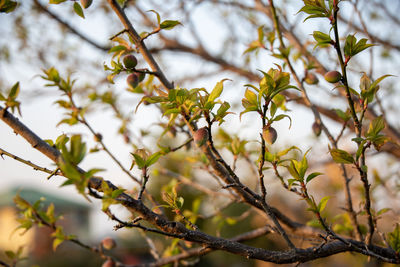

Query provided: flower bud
[80,0,93,9]
[312,121,322,137]
[102,237,117,250]
[324,71,342,83]
[193,127,208,147]
[123,55,138,69]
[304,72,319,85]
[262,126,277,145]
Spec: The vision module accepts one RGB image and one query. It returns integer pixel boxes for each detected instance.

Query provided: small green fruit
[262,126,277,145]
[123,55,138,69]
[80,0,93,9]
[312,121,322,137]
[102,259,116,267]
[324,71,342,83]
[101,237,116,250]
[127,73,139,88]
[305,73,319,85]
[193,127,208,147]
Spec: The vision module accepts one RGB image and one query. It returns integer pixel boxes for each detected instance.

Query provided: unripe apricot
[123,55,138,69]
[80,0,93,9]
[262,126,277,145]
[193,127,208,147]
[324,71,342,83]
[102,237,116,250]
[305,73,319,85]
[127,73,139,88]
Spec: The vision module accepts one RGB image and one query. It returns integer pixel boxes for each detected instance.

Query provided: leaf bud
[262,126,277,145]
[324,71,342,83]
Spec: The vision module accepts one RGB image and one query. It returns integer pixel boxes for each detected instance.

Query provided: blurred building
[0,187,90,259]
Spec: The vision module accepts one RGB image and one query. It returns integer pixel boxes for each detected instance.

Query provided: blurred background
[0,0,400,266]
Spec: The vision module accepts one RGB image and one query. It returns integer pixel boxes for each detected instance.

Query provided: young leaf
[330,149,354,164]
[73,2,85,19]
[131,153,146,169]
[318,196,331,213]
[388,224,400,253]
[366,116,385,137]
[160,20,182,30]
[306,172,323,183]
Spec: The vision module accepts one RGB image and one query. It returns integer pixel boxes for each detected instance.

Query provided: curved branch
[33,0,110,52]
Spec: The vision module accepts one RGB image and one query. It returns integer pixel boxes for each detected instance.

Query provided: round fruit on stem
[80,0,93,9]
[101,237,117,250]
[127,73,139,88]
[304,72,319,85]
[193,127,209,147]
[123,55,138,69]
[324,71,342,83]
[262,126,277,145]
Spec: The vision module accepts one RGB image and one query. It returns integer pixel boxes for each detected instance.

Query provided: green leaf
[0,0,18,13]
[73,2,85,19]
[160,20,182,30]
[145,152,162,167]
[131,153,146,169]
[388,224,400,252]
[8,82,20,99]
[318,196,331,213]
[148,9,161,25]
[244,88,258,106]
[53,238,64,251]
[366,116,385,137]
[49,0,67,3]
[208,79,229,102]
[306,172,323,183]
[111,188,125,199]
[108,45,127,54]
[330,149,354,164]
[313,31,332,49]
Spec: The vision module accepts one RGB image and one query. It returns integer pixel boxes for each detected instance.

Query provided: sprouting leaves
[57,135,103,199]
[241,67,298,119]
[312,31,333,49]
[140,10,182,39]
[388,224,400,253]
[343,35,375,60]
[298,0,334,22]
[0,82,21,115]
[359,73,393,104]
[365,116,390,151]
[130,149,162,170]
